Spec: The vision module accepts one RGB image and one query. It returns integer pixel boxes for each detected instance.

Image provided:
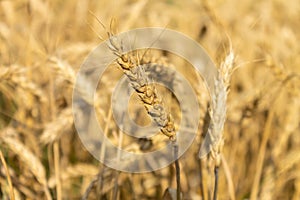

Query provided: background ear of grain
[0,0,299,199]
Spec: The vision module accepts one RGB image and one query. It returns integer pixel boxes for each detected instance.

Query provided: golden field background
[0,0,299,199]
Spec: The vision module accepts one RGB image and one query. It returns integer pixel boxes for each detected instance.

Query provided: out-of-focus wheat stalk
[0,128,52,200]
[48,163,98,188]
[0,149,15,200]
[0,65,46,103]
[40,108,73,144]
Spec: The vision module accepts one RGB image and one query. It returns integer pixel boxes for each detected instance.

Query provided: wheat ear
[203,48,234,165]
[107,35,177,141]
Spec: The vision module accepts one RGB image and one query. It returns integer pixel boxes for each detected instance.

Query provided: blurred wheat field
[0,0,300,199]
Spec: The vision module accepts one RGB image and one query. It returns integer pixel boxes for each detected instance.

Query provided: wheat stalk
[0,64,46,103]
[0,150,15,200]
[40,107,73,144]
[201,47,234,200]
[104,30,181,199]
[0,128,52,200]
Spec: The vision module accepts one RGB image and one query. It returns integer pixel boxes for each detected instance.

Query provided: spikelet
[0,128,52,199]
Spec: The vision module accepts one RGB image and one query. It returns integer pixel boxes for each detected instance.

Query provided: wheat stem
[213,166,219,200]
[173,142,181,200]
[0,150,15,200]
[82,177,98,200]
[54,142,62,200]
[198,158,205,200]
[112,125,123,200]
